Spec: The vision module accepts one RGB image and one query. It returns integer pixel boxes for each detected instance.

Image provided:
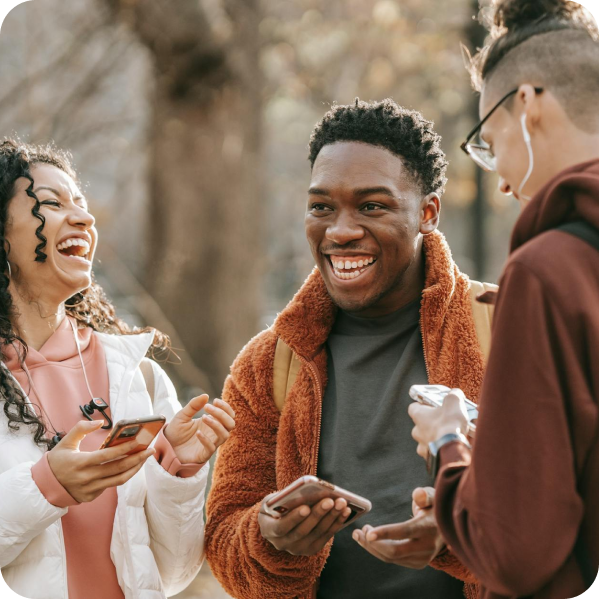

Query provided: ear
[420,193,440,234]
[517,84,542,130]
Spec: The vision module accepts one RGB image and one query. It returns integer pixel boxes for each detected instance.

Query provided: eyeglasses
[460,87,544,172]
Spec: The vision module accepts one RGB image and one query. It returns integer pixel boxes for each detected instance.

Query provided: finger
[95,447,155,478]
[366,514,435,542]
[312,504,351,543]
[305,501,350,543]
[89,456,147,492]
[86,438,141,465]
[58,420,104,450]
[413,487,435,509]
[213,398,236,419]
[197,430,217,455]
[200,413,231,442]
[180,394,210,420]
[203,404,235,431]
[417,443,429,459]
[261,504,311,537]
[408,402,435,423]
[286,497,340,540]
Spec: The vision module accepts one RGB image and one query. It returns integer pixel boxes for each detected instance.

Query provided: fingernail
[322,499,334,510]
[299,506,310,517]
[352,531,359,541]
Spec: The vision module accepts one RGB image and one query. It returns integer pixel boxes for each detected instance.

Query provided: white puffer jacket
[0,331,209,599]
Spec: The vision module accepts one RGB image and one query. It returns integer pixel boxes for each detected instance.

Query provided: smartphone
[263,475,372,528]
[99,415,166,455]
[409,385,478,435]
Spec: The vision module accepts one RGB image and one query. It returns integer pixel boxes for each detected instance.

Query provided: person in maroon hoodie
[354,1,599,598]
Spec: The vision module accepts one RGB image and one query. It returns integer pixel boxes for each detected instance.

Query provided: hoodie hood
[511,158,599,253]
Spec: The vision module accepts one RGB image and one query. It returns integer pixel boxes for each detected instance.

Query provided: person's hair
[469,0,599,131]
[0,138,170,451]
[308,98,448,196]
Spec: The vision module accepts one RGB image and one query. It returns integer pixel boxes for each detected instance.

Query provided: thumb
[178,394,210,420]
[413,486,435,509]
[59,420,103,450]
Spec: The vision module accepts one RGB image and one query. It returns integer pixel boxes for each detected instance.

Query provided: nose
[498,177,512,196]
[68,205,95,229]
[326,211,365,245]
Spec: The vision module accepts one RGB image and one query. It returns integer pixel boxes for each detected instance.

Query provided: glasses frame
[460,87,544,172]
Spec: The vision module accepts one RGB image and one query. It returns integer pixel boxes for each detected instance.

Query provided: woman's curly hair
[0,139,170,450]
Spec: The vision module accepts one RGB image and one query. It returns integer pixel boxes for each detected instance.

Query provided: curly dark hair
[0,139,170,451]
[308,98,448,196]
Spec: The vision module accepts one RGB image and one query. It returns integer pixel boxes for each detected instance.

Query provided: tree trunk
[105,0,264,392]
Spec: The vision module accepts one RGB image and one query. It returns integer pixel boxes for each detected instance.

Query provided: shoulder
[229,326,278,381]
[505,229,597,294]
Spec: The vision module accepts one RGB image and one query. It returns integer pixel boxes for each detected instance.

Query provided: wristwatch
[427,433,471,480]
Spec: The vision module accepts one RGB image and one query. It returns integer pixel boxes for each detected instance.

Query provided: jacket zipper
[300,356,324,474]
[420,311,431,382]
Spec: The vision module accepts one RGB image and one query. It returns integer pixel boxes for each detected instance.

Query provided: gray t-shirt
[317,300,464,599]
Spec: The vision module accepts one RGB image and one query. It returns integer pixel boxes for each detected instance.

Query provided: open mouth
[326,255,378,281]
[56,238,92,263]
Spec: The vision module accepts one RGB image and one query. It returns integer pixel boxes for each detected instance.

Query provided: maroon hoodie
[434,159,599,599]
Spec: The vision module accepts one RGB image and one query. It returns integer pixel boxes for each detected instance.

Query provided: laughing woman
[0,139,235,599]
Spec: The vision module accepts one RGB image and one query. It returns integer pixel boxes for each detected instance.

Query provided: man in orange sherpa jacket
[206,99,488,599]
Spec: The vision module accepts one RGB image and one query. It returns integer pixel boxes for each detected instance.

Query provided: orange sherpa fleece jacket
[206,230,484,599]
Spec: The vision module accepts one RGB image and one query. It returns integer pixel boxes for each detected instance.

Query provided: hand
[47,420,155,503]
[408,388,470,460]
[164,395,235,464]
[352,487,445,569]
[258,495,351,556]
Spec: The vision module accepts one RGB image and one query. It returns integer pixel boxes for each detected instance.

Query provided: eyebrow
[33,186,86,203]
[307,186,396,198]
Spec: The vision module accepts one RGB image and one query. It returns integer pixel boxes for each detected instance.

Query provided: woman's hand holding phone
[47,420,155,503]
[259,494,352,556]
[164,395,236,464]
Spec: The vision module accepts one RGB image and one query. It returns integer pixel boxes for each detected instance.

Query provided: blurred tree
[103,0,264,392]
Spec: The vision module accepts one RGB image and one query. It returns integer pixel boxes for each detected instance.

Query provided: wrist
[427,432,471,480]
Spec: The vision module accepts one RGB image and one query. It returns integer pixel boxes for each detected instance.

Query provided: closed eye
[41,200,61,208]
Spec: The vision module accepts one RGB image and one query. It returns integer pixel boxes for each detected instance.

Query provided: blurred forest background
[0,0,521,403]
[0,0,524,596]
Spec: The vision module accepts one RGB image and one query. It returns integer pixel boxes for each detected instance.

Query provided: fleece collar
[273,229,475,373]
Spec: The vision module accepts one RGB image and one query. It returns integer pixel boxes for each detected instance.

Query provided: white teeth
[344,260,351,270]
[358,260,364,267]
[351,261,358,268]
[56,238,91,254]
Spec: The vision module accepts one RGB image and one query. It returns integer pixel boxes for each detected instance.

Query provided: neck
[9,285,66,351]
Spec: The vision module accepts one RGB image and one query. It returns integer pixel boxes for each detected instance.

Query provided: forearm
[144,456,209,595]
[0,461,66,566]
[206,501,326,599]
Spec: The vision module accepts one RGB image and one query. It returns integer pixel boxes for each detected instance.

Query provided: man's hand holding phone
[48,420,155,503]
[258,475,371,556]
[259,494,351,556]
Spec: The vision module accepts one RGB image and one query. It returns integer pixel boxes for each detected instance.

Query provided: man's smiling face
[305,141,439,318]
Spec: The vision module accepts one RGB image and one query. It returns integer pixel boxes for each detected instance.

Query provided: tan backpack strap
[273,338,301,412]
[139,358,156,405]
[469,280,498,364]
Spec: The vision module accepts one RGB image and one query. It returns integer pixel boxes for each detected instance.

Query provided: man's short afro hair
[308,98,448,196]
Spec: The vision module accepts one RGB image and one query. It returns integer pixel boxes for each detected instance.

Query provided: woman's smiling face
[5,163,97,305]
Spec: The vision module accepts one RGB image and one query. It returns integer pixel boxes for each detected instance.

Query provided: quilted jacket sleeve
[0,460,67,567]
[205,335,324,599]
[143,361,209,596]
